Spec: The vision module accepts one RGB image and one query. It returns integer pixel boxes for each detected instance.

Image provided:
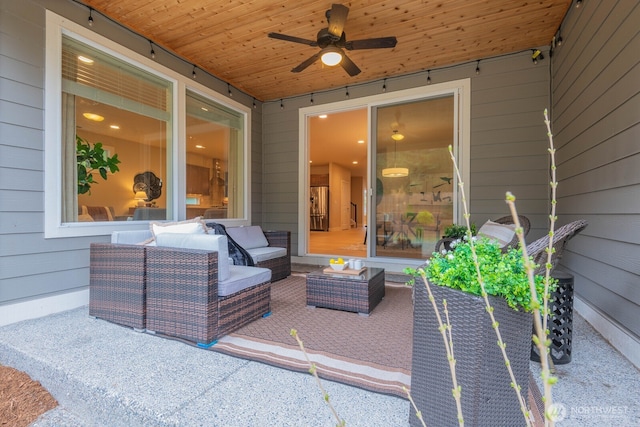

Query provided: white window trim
[44,11,251,238]
[297,79,471,261]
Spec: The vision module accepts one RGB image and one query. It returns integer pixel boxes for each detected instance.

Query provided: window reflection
[375,96,455,259]
[185,90,245,220]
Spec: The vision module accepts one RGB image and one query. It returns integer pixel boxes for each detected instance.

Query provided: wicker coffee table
[306,267,385,316]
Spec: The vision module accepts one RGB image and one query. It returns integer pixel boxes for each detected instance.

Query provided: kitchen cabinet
[186,164,210,195]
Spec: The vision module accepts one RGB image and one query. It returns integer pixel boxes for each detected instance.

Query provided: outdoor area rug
[211,273,413,399]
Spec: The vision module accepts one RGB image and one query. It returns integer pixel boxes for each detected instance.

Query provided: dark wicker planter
[410,280,533,427]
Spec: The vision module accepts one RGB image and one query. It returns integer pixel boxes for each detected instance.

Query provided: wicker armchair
[526,219,588,275]
[89,243,147,330]
[145,246,271,347]
[89,240,272,347]
[435,215,531,252]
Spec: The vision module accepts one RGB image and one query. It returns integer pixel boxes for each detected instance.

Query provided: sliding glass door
[372,95,456,260]
[299,80,468,262]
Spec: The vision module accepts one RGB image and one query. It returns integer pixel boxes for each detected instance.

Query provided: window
[62,35,173,224]
[185,90,245,220]
[44,12,250,237]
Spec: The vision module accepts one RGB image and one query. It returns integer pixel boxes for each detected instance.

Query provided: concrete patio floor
[0,302,638,426]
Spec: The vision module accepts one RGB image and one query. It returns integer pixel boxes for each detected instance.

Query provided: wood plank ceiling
[80,0,572,102]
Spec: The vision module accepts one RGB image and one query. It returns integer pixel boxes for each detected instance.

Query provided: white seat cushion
[246,246,287,263]
[226,225,269,249]
[155,233,230,281]
[218,266,271,297]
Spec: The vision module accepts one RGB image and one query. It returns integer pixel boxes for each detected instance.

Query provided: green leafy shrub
[443,223,476,239]
[409,237,552,312]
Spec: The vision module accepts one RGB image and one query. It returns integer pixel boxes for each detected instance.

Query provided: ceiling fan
[268,4,397,76]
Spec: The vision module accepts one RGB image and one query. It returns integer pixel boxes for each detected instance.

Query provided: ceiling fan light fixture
[382,167,409,177]
[321,48,342,66]
[391,130,404,141]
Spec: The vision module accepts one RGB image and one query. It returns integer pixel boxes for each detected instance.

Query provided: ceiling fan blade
[327,4,349,38]
[345,37,398,50]
[268,32,317,46]
[291,52,322,73]
[340,52,361,77]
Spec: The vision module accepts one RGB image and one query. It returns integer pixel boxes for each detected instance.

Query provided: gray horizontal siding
[0,233,104,257]
[557,186,640,214]
[1,249,90,281]
[0,168,42,192]
[250,105,263,224]
[551,0,640,342]
[570,254,640,337]
[262,104,300,247]
[1,0,47,308]
[0,189,42,212]
[2,270,90,301]
[0,144,42,170]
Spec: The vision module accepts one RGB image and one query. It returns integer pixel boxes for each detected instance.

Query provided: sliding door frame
[298,79,470,266]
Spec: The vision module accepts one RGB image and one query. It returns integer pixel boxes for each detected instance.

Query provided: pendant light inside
[382,167,409,177]
[382,133,408,177]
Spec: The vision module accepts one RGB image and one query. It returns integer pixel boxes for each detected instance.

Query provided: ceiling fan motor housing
[317,28,346,48]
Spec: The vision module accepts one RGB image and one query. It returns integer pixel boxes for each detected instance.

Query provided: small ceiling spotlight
[228,83,232,97]
[382,78,387,93]
[310,93,314,104]
[83,112,104,122]
[427,70,431,85]
[280,99,284,110]
[149,41,155,59]
[575,0,582,8]
[475,60,480,75]
[88,8,94,26]
[252,98,257,109]
[345,86,350,99]
[192,65,197,79]
[532,49,544,64]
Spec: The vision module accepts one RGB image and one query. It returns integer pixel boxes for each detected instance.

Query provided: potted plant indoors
[76,135,121,195]
[407,237,549,426]
[413,210,435,255]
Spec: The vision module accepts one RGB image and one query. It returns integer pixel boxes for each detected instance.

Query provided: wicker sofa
[89,231,272,347]
[224,225,291,282]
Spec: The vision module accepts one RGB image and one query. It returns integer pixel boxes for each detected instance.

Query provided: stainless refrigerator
[310,186,329,231]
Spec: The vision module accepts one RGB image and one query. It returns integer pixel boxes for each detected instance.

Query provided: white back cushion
[477,220,516,248]
[150,218,207,239]
[111,230,153,244]
[226,225,269,249]
[155,233,230,281]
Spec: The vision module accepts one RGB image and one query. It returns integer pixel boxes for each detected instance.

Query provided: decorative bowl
[330,263,347,271]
